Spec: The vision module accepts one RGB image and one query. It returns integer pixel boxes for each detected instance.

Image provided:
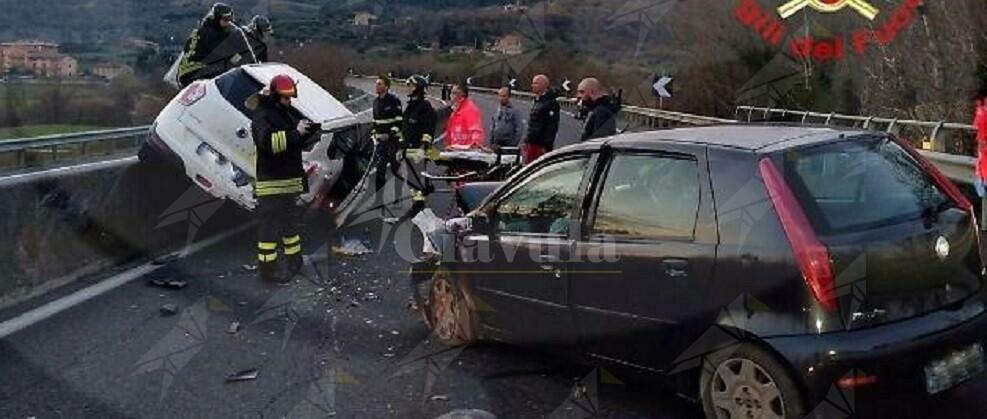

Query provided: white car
[140,63,377,225]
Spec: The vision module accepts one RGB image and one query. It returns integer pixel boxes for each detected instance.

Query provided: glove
[297,120,312,136]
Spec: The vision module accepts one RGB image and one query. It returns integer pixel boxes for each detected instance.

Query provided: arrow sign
[466,77,474,86]
[562,79,572,92]
[509,78,517,89]
[653,76,673,98]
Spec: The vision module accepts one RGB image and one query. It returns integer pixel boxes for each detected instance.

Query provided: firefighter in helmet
[251,74,317,284]
[178,2,237,87]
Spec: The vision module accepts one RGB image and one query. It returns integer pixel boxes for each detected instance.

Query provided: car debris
[227,321,241,334]
[149,278,188,290]
[435,410,497,419]
[151,253,181,266]
[332,239,373,256]
[226,368,260,382]
[160,304,179,316]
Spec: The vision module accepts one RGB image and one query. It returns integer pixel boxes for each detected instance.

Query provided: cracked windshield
[3,1,987,418]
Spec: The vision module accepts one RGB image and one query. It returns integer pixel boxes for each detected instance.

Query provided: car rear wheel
[426,267,477,346]
[700,344,804,419]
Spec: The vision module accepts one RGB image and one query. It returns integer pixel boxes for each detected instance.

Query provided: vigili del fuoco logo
[735,0,924,62]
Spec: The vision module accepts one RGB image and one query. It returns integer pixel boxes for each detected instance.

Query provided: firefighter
[372,76,404,192]
[244,15,272,63]
[251,74,316,284]
[402,75,438,156]
[178,3,237,87]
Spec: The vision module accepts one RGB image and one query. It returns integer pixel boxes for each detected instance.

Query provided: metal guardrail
[0,126,151,171]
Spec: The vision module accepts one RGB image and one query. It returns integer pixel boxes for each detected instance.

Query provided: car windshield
[782,137,950,235]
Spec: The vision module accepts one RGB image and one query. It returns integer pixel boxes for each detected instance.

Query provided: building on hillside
[91,62,134,80]
[504,2,529,13]
[353,11,378,27]
[449,45,477,55]
[491,33,524,56]
[0,41,78,78]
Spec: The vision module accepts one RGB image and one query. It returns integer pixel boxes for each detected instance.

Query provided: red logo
[735,0,924,62]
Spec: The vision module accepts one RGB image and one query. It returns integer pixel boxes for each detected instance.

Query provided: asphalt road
[2,82,987,419]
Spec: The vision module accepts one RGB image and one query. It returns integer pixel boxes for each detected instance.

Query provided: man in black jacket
[251,74,316,284]
[522,74,560,165]
[372,76,404,192]
[577,78,618,142]
[178,3,236,87]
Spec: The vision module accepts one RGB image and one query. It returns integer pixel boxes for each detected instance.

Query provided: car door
[569,144,717,372]
[462,152,596,347]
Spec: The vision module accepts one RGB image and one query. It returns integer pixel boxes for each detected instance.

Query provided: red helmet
[269,74,297,98]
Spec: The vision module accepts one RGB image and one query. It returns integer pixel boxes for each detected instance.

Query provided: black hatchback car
[414,125,987,419]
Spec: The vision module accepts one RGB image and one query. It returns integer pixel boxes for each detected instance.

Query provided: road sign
[509,78,517,89]
[562,79,572,93]
[653,76,673,98]
[466,77,474,86]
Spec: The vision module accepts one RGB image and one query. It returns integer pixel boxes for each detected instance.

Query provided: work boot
[285,255,303,280]
[258,263,289,286]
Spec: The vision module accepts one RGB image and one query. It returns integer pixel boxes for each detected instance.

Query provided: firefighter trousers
[255,194,304,279]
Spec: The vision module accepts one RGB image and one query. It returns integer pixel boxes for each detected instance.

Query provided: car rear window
[781,137,950,235]
[214,68,263,116]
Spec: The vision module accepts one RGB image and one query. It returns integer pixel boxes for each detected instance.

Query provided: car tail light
[195,174,213,189]
[760,158,838,312]
[178,83,206,106]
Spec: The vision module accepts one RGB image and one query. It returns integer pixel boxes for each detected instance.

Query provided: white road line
[0,224,252,340]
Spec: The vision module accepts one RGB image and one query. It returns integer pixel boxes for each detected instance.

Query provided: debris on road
[332,239,373,256]
[160,304,178,316]
[242,264,258,272]
[226,368,259,382]
[151,253,181,265]
[149,278,187,290]
[227,321,241,334]
[430,394,450,402]
[435,409,497,419]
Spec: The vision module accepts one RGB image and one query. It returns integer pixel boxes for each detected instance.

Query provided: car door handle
[663,258,689,278]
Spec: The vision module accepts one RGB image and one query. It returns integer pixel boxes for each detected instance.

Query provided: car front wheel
[426,267,477,346]
[700,344,805,419]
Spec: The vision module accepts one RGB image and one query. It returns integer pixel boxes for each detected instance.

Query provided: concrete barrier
[0,157,247,309]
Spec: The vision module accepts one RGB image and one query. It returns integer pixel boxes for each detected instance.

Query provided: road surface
[1,83,986,419]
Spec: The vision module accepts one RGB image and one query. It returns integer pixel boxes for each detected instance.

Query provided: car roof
[590,124,875,152]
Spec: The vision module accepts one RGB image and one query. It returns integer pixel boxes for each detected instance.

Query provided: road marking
[0,156,138,186]
[0,224,252,340]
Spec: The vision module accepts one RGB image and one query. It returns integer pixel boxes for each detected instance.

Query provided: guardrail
[0,126,152,173]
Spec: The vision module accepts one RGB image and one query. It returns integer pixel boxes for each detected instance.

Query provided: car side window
[591,153,700,241]
[495,157,590,236]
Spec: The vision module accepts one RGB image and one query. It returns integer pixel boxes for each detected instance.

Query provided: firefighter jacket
[251,96,312,197]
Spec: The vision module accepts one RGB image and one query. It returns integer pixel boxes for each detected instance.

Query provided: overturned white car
[140,63,376,225]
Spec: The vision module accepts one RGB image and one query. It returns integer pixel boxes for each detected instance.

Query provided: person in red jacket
[975,95,987,195]
[445,84,486,150]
